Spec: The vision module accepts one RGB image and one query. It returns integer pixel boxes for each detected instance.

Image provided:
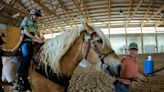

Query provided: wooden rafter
[0,0,27,16]
[140,0,154,27]
[82,0,91,23]
[155,11,164,27]
[33,0,59,18]
[156,21,164,27]
[16,0,27,10]
[33,0,65,31]
[58,0,73,25]
[0,4,4,11]
[125,0,133,27]
[141,5,164,27]
[125,0,143,27]
[72,0,88,21]
[108,0,111,28]
[48,1,63,30]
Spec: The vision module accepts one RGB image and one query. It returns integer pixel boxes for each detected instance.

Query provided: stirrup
[12,77,26,91]
[12,84,27,91]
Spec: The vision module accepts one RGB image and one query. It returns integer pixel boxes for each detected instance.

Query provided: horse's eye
[97,39,103,44]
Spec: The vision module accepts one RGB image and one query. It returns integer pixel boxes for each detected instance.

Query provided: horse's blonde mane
[37,24,85,75]
[37,22,111,76]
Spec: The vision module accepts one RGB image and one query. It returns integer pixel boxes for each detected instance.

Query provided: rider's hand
[37,39,44,44]
[33,38,43,44]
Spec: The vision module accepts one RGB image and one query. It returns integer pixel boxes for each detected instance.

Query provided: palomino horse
[29,22,121,92]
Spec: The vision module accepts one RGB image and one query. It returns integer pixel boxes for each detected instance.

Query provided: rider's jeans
[17,41,33,77]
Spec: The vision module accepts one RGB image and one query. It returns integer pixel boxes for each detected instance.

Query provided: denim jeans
[114,80,129,92]
[17,41,33,77]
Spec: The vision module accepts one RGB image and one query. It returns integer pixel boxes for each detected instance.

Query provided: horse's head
[80,22,121,77]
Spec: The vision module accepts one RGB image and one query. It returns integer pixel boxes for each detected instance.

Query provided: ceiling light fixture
[120,9,123,15]
[161,10,164,16]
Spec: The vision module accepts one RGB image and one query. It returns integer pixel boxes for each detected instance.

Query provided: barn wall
[6,26,21,49]
[0,23,21,49]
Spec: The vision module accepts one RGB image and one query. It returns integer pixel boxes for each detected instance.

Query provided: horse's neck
[60,33,84,76]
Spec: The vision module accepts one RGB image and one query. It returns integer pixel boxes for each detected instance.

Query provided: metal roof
[0,0,164,33]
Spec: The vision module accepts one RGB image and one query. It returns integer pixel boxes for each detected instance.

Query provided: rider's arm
[23,27,37,40]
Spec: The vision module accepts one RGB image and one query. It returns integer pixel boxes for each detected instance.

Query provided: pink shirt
[119,55,139,84]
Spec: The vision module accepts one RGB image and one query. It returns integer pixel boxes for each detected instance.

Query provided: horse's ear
[81,21,94,34]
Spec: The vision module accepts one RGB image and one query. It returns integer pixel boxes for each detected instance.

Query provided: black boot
[12,76,31,91]
[0,86,4,92]
[12,76,26,91]
[23,77,32,91]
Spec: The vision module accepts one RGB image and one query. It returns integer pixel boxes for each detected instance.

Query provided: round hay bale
[68,68,115,92]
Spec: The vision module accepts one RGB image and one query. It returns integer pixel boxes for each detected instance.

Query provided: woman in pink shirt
[113,43,140,92]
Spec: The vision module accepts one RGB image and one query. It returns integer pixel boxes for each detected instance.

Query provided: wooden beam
[16,0,27,10]
[72,0,88,21]
[82,0,91,24]
[33,0,66,30]
[125,0,144,27]
[140,0,154,27]
[154,26,158,53]
[140,27,144,53]
[155,11,164,27]
[33,0,60,18]
[0,4,4,11]
[108,0,111,28]
[124,0,133,27]
[108,0,111,38]
[155,21,164,27]
[58,0,74,26]
[0,0,27,16]
[141,5,164,27]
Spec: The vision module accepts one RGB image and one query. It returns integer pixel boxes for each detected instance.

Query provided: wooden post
[140,27,144,54]
[155,26,158,53]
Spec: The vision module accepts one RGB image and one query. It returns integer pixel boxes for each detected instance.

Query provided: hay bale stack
[68,68,115,92]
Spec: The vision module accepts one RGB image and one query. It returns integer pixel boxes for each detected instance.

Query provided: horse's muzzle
[101,63,121,77]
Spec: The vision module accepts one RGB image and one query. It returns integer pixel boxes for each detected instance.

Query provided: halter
[83,31,116,76]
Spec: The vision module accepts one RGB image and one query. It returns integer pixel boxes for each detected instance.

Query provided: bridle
[82,31,116,76]
[83,31,114,61]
